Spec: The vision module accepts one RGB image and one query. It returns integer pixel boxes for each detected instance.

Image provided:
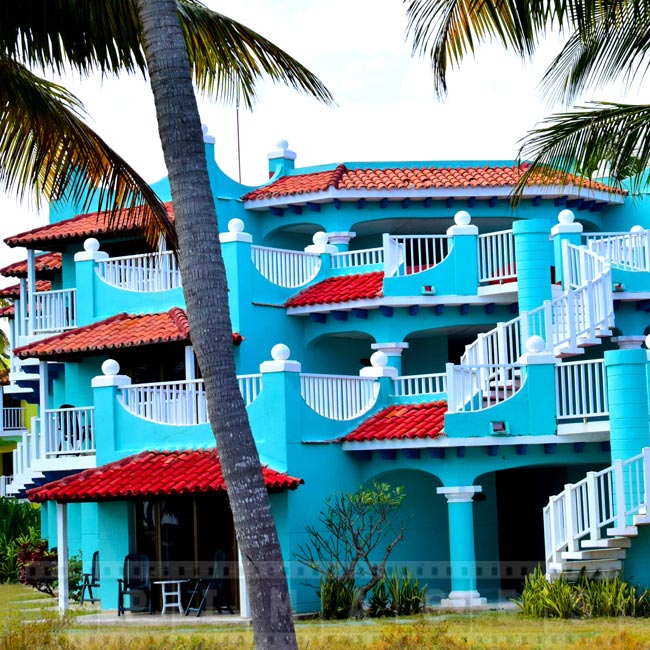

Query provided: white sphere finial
[370,351,388,367]
[525,335,546,354]
[228,218,245,233]
[84,238,100,253]
[102,359,120,376]
[454,210,471,226]
[313,231,329,246]
[277,139,289,150]
[631,225,645,233]
[201,124,215,144]
[558,209,575,225]
[271,344,290,361]
[645,334,650,350]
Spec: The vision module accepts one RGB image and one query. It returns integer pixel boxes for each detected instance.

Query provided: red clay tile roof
[0,280,50,299]
[0,305,15,318]
[0,253,62,278]
[5,203,174,250]
[14,308,189,359]
[243,163,624,202]
[342,401,447,442]
[26,449,303,503]
[286,271,384,307]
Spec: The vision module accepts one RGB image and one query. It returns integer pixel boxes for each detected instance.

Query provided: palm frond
[540,1,650,105]
[0,57,175,247]
[514,101,650,199]
[178,1,335,108]
[0,0,334,108]
[404,0,563,96]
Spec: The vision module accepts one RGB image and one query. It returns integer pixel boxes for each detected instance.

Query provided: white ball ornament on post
[271,343,291,361]
[228,218,245,234]
[557,209,575,225]
[101,359,120,376]
[454,211,471,226]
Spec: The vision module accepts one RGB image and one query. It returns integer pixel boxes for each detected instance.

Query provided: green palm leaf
[0,0,334,108]
[0,57,175,247]
[515,101,650,198]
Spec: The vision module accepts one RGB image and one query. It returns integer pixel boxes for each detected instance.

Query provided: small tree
[295,482,408,616]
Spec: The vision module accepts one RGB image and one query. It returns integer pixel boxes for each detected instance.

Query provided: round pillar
[513,219,553,313]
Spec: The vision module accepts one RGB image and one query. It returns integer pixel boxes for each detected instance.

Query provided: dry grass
[2,585,650,650]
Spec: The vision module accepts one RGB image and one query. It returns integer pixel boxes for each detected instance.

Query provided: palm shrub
[385,567,427,616]
[0,498,40,583]
[367,579,392,618]
[318,575,359,620]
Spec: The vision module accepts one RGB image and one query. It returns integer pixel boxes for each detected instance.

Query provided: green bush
[319,575,359,620]
[385,567,427,616]
[514,565,650,618]
[367,579,392,618]
[0,498,40,583]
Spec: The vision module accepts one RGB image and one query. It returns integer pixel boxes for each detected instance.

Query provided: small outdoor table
[154,579,190,614]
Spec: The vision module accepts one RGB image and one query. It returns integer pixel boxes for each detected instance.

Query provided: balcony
[96,250,181,292]
[15,287,77,343]
[0,406,26,435]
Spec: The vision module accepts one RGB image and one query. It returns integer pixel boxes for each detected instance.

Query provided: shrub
[319,575,359,620]
[16,536,56,596]
[368,579,392,618]
[385,567,427,616]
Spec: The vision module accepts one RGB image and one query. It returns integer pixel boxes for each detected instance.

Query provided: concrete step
[548,567,621,582]
[548,558,623,574]
[554,345,585,358]
[582,536,632,549]
[577,336,600,348]
[607,526,638,538]
[562,547,627,561]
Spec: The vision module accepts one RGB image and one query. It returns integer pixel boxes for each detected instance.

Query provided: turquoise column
[74,238,108,327]
[550,209,583,289]
[447,211,479,295]
[91,359,131,465]
[513,219,553,313]
[605,349,650,462]
[437,486,487,607]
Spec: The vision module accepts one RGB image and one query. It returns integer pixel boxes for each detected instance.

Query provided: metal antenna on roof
[236,90,242,184]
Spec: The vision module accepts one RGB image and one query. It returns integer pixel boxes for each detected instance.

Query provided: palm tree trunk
[135,1,298,648]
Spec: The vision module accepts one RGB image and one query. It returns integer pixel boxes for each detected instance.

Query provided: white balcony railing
[446,362,523,414]
[478,230,516,284]
[251,246,321,288]
[330,247,383,270]
[392,373,447,397]
[118,375,263,425]
[43,406,95,457]
[384,235,450,277]
[31,288,77,334]
[544,448,650,566]
[584,229,650,272]
[2,407,25,431]
[97,250,181,292]
[556,359,608,421]
[299,374,379,420]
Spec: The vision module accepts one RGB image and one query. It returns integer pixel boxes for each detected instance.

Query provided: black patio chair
[117,553,152,615]
[80,550,100,604]
[185,550,234,616]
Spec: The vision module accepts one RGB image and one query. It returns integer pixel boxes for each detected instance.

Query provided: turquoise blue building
[2,133,650,614]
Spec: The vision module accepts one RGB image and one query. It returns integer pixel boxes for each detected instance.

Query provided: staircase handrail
[251,245,321,288]
[555,359,608,421]
[299,373,379,420]
[544,448,650,566]
[584,229,650,271]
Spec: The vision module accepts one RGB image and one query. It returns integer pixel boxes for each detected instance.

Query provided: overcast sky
[0,0,636,279]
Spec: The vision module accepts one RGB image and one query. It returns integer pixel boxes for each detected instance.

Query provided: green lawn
[1,584,650,649]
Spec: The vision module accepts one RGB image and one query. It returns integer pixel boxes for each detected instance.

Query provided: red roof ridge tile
[286,271,384,308]
[168,307,190,337]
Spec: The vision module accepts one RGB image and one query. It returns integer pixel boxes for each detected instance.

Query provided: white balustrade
[300,374,379,420]
[446,363,523,414]
[2,407,25,431]
[237,374,263,406]
[584,230,650,271]
[478,229,516,284]
[544,449,650,567]
[31,288,76,334]
[44,406,95,456]
[0,476,11,497]
[119,380,208,425]
[330,247,383,270]
[119,375,262,425]
[392,373,447,397]
[384,235,449,277]
[251,246,321,288]
[556,360,608,421]
[97,250,181,292]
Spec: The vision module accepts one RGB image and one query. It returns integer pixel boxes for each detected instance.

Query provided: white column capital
[370,342,409,357]
[437,485,482,503]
